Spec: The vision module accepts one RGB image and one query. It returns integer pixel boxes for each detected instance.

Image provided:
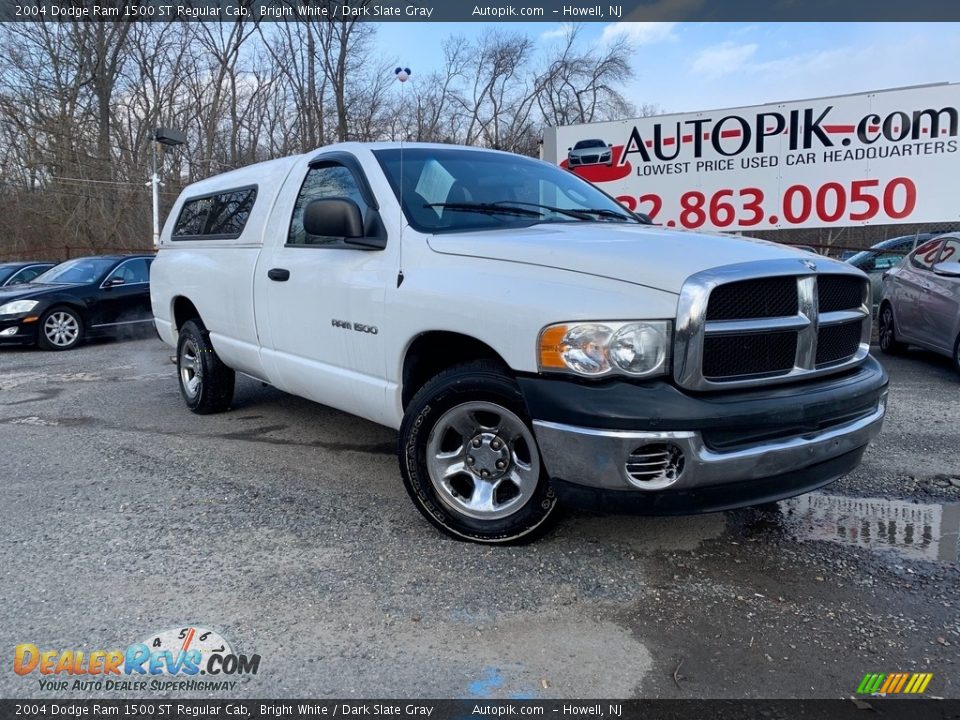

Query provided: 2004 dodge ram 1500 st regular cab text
[151,143,888,543]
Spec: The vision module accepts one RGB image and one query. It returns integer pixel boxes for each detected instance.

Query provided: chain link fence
[751,221,960,258]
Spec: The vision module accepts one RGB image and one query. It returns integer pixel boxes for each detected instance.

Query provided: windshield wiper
[424,202,541,217]
[488,201,635,223]
[577,207,640,222]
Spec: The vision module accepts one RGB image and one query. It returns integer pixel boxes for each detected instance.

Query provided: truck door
[253,155,394,426]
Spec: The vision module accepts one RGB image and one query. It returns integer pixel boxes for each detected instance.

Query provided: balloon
[394,67,412,82]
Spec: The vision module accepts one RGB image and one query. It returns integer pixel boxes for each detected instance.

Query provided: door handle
[267,268,290,282]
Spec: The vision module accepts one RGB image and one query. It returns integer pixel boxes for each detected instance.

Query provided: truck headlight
[0,299,39,316]
[538,321,671,378]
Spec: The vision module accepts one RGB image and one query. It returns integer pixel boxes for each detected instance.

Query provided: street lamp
[150,127,186,248]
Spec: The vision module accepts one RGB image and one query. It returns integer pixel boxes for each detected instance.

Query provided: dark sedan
[0,261,56,288]
[0,254,154,350]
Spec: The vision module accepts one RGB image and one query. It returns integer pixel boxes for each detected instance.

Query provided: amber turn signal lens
[538,325,568,369]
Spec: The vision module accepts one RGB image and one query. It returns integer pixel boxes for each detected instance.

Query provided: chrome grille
[817,275,863,313]
[706,277,798,321]
[816,321,864,366]
[703,331,798,379]
[674,260,871,391]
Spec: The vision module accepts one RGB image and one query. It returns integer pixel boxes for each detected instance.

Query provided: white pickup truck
[151,142,888,543]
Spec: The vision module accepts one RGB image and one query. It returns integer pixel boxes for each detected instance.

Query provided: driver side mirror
[105,277,125,287]
[303,197,386,250]
[932,261,960,277]
[304,197,364,238]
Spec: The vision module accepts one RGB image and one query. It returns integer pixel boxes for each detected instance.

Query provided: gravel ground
[0,337,957,700]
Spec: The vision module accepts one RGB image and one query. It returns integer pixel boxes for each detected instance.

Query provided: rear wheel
[37,306,84,351]
[399,360,557,543]
[177,319,235,414]
[878,304,907,355]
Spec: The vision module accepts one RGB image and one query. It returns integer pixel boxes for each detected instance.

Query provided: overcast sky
[376,22,960,114]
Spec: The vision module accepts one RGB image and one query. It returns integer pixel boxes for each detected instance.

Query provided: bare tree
[537,25,637,128]
[0,19,660,258]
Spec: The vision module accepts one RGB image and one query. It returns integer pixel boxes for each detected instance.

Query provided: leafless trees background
[0,17,640,258]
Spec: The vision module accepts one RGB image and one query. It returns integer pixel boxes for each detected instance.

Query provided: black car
[0,261,56,287]
[0,254,154,350]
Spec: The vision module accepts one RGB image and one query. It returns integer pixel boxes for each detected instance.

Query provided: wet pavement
[0,337,957,699]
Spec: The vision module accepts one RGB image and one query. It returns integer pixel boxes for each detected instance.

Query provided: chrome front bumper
[532,394,886,492]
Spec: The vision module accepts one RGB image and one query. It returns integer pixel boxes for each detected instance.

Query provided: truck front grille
[706,277,798,321]
[703,331,798,380]
[817,275,863,313]
[674,260,871,390]
[816,321,864,366]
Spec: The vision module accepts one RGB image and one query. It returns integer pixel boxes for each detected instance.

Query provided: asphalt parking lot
[0,337,957,699]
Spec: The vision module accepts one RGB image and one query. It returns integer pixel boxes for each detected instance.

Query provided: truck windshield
[373,147,639,233]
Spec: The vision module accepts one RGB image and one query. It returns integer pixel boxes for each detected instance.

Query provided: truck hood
[427,224,822,294]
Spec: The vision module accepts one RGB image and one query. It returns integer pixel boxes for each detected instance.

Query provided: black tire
[176,319,235,414]
[878,303,907,355]
[953,334,960,377]
[37,305,84,351]
[399,360,557,543]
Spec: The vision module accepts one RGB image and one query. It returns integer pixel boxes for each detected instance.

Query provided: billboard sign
[543,84,960,232]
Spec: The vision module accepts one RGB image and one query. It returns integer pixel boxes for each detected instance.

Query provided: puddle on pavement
[775,492,960,563]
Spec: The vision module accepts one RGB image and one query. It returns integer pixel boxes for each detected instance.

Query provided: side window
[204,189,257,236]
[910,239,943,271]
[871,251,906,272]
[937,237,960,264]
[107,259,151,285]
[173,187,256,239]
[173,197,211,237]
[287,164,368,246]
[8,266,44,284]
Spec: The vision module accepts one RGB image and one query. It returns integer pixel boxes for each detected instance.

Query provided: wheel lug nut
[480,470,489,477]
[466,455,475,465]
[491,440,501,450]
[496,460,506,469]
[473,438,482,448]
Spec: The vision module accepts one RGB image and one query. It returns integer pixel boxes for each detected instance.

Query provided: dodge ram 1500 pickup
[151,142,888,543]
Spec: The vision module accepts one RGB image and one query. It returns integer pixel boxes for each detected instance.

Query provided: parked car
[0,254,154,350]
[879,234,960,374]
[566,139,613,167]
[151,142,887,543]
[0,261,56,287]
[846,233,941,313]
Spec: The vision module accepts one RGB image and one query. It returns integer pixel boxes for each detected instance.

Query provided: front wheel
[878,304,907,355]
[37,306,84,351]
[399,361,557,543]
[177,319,235,414]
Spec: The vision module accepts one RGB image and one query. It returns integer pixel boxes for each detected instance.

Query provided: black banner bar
[1,0,960,23]
[1,700,959,720]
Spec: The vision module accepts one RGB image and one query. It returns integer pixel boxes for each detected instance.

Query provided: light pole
[150,127,186,248]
